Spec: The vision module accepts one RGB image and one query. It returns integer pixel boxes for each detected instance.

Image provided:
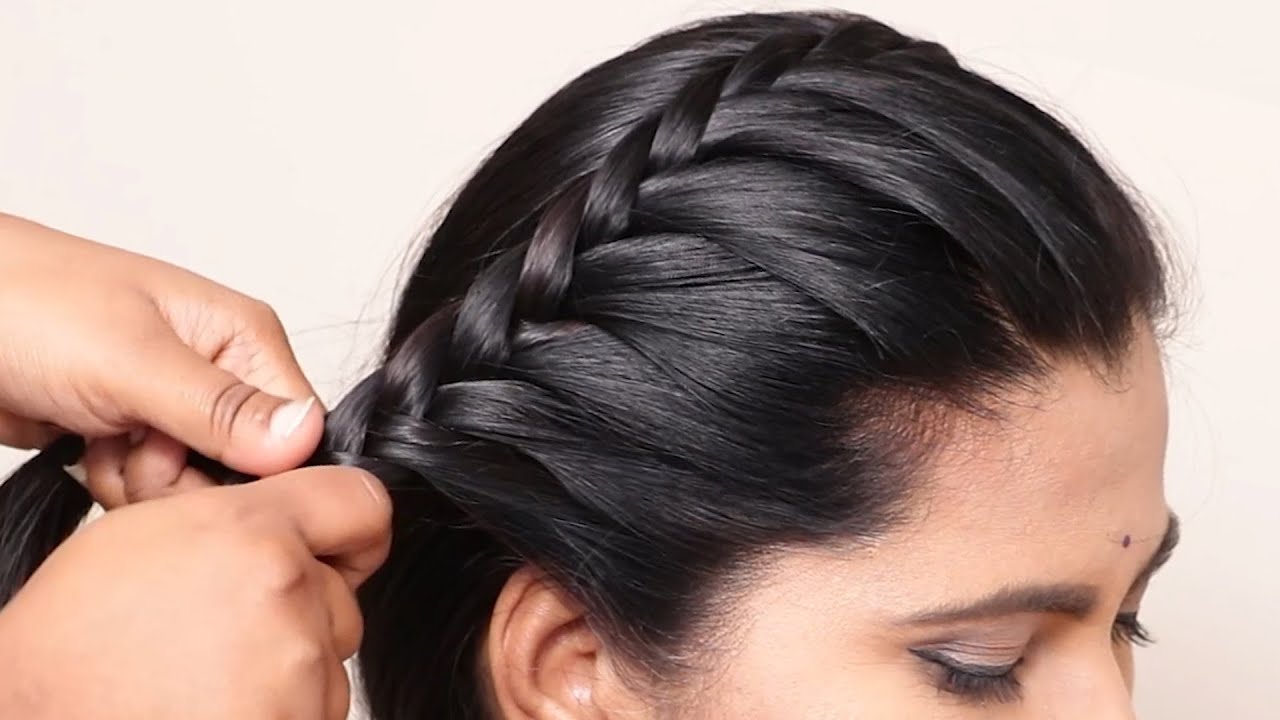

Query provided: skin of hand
[0,213,393,717]
[0,212,325,506]
[0,466,392,720]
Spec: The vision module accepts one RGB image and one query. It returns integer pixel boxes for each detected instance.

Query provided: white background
[2,1,1277,717]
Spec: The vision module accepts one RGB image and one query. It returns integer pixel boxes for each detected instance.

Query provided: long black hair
[0,11,1168,719]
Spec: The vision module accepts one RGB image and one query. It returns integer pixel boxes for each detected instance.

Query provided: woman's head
[332,11,1173,719]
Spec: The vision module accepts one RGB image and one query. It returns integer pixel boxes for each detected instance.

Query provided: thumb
[243,466,392,588]
[119,338,324,476]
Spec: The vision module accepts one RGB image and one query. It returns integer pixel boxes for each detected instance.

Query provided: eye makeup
[907,629,1030,704]
[911,611,1156,705]
[911,646,1024,703]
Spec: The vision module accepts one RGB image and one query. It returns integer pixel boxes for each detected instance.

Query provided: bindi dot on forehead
[1122,534,1132,549]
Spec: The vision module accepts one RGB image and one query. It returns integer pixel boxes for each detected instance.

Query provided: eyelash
[920,613,1155,704]
[916,652,1023,704]
[1112,612,1154,647]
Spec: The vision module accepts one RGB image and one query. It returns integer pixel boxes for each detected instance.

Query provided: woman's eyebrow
[898,513,1180,627]
[1132,512,1180,589]
[899,583,1098,626]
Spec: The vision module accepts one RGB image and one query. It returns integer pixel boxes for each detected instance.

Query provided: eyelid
[907,625,1033,664]
[910,647,1019,676]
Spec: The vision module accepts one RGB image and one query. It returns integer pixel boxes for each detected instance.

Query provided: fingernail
[269,397,316,440]
[358,471,387,507]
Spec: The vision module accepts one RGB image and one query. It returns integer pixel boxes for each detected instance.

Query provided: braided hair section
[331,17,965,720]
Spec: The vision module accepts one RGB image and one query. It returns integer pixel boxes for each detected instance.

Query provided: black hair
[0,11,1167,719]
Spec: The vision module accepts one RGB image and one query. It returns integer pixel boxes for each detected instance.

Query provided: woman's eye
[913,615,1151,705]
[1112,612,1154,646]
[912,649,1024,704]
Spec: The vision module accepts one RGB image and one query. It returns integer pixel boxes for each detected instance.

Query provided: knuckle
[205,380,259,443]
[207,507,309,597]
[280,635,329,677]
[249,542,311,597]
[122,463,181,505]
[247,298,285,333]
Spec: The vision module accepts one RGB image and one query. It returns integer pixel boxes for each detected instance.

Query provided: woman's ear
[483,567,643,720]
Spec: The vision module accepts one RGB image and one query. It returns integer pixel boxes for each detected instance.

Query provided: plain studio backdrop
[2,1,1277,717]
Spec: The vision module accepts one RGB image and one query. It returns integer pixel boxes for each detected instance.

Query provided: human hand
[0,213,323,504]
[0,466,390,720]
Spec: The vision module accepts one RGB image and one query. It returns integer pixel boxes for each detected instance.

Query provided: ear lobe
[484,566,608,720]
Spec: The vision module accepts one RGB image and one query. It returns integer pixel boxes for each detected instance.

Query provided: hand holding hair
[0,465,391,720]
[0,212,323,505]
[0,216,390,718]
